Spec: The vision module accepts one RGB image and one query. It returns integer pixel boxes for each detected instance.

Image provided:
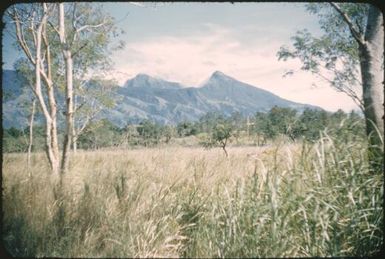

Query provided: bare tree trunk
[359,6,384,167]
[222,145,228,157]
[73,122,78,153]
[11,4,60,174]
[42,13,60,173]
[59,3,74,173]
[61,51,74,172]
[27,99,36,171]
[221,138,228,157]
[47,89,60,174]
[35,16,60,175]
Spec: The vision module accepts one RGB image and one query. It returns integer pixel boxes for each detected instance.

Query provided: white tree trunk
[359,6,384,150]
[34,11,60,175]
[59,3,74,173]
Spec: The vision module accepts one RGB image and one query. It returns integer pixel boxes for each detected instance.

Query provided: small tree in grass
[202,123,233,157]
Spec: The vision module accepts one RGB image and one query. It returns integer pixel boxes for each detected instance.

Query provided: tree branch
[72,42,89,57]
[13,11,36,65]
[75,19,107,34]
[313,68,364,112]
[47,20,61,36]
[70,19,107,47]
[329,2,365,46]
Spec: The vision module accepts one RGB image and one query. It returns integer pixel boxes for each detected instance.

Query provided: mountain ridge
[108,71,320,126]
[2,70,321,128]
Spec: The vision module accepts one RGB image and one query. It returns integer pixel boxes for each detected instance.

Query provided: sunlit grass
[2,135,383,257]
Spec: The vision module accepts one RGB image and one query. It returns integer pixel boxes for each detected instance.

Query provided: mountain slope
[107,71,318,126]
[2,70,320,128]
[199,71,309,113]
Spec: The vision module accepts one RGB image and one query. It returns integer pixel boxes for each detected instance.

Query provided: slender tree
[7,4,60,174]
[49,3,118,170]
[6,3,120,173]
[56,3,74,173]
[13,59,37,170]
[72,78,117,152]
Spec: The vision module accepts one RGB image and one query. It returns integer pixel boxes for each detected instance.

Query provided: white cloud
[110,24,359,112]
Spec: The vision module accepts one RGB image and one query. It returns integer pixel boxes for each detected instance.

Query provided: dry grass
[2,137,383,257]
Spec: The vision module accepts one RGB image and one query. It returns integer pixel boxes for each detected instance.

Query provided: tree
[162,125,175,144]
[12,59,38,169]
[267,106,298,140]
[6,3,120,174]
[177,121,197,137]
[72,78,117,152]
[254,112,270,145]
[198,112,224,134]
[7,3,61,174]
[61,3,122,153]
[277,3,383,168]
[202,122,233,157]
[137,120,162,146]
[3,127,28,153]
[51,3,119,172]
[297,108,329,141]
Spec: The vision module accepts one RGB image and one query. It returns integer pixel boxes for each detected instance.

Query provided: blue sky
[2,2,359,112]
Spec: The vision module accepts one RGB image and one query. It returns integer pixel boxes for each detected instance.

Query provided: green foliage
[2,126,47,153]
[295,108,329,141]
[197,112,225,134]
[277,3,369,109]
[201,120,233,156]
[2,128,27,153]
[268,106,298,139]
[3,108,366,152]
[137,120,162,147]
[77,119,121,149]
[176,121,197,137]
[65,3,123,76]
[212,123,232,142]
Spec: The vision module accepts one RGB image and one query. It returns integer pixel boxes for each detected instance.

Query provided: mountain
[199,71,309,113]
[109,75,208,125]
[124,73,182,90]
[2,70,320,128]
[106,71,319,126]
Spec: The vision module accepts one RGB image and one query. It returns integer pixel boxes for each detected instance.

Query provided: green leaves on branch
[277,3,368,111]
[201,122,233,157]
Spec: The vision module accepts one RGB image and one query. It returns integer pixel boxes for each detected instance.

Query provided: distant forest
[3,106,364,153]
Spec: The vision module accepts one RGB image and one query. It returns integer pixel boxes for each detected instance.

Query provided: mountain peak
[134,73,155,81]
[211,70,231,79]
[124,73,163,87]
[208,71,236,82]
[212,70,226,77]
[124,73,182,90]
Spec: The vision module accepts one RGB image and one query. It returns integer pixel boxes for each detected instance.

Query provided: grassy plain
[2,136,383,257]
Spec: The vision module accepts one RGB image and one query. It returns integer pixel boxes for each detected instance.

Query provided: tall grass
[2,134,383,257]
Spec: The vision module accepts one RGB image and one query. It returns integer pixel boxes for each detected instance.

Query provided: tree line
[3,107,365,153]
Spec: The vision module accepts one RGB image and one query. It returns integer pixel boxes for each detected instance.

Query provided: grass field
[2,135,383,257]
